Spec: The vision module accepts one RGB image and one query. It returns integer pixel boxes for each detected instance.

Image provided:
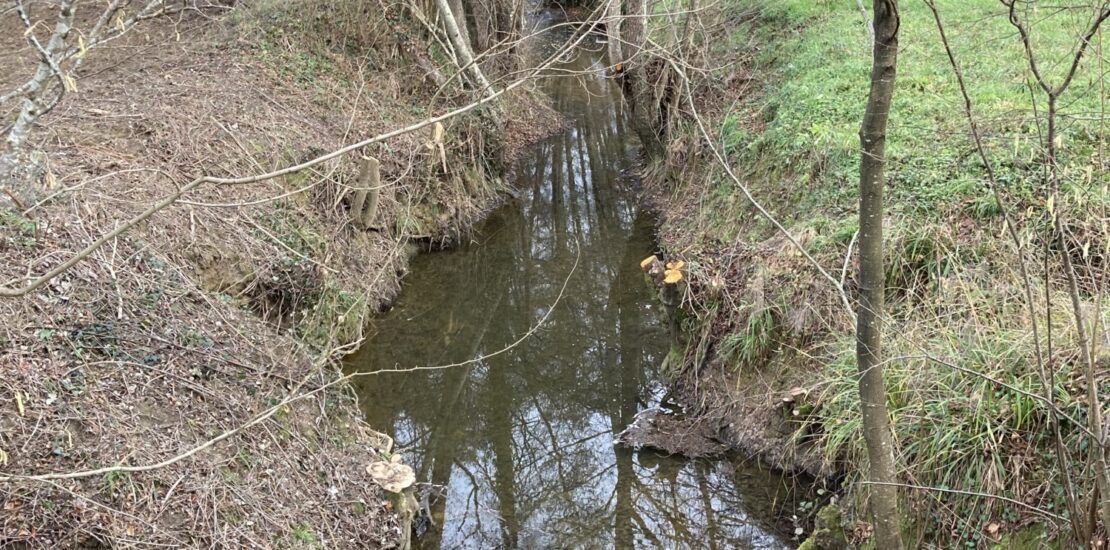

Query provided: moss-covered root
[799,504,849,550]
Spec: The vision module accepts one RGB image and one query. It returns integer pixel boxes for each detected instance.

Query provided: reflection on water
[345,10,795,549]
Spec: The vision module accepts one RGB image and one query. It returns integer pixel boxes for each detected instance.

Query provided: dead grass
[0,1,559,547]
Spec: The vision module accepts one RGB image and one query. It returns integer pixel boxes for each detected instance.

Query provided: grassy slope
[654,0,1109,546]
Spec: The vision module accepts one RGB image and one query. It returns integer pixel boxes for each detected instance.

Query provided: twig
[0,11,605,298]
[664,55,857,322]
[0,238,580,483]
[840,230,859,289]
[860,481,1066,522]
[856,0,875,47]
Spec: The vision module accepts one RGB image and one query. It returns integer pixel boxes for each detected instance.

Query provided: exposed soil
[641,177,843,480]
[668,359,834,479]
[0,3,558,548]
[614,408,729,459]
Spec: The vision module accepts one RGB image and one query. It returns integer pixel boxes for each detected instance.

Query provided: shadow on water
[345,8,798,549]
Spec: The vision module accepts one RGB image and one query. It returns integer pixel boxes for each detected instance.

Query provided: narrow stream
[345,9,796,549]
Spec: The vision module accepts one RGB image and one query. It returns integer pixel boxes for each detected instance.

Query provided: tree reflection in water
[344,9,794,549]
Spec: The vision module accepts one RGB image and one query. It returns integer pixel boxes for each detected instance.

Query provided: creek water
[345,9,797,549]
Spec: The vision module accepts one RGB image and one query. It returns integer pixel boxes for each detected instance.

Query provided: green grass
[655,0,1110,546]
[806,313,1093,547]
[719,306,780,369]
[290,523,318,545]
[700,0,1108,247]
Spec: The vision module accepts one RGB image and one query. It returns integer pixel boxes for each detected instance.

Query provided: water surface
[346,11,795,549]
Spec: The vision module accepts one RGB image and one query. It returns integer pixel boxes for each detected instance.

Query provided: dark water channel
[345,10,796,549]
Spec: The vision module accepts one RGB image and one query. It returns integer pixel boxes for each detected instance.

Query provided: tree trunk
[4,0,75,156]
[622,0,663,158]
[434,0,493,95]
[1048,93,1110,539]
[447,0,472,53]
[606,0,623,69]
[350,156,381,229]
[856,2,903,549]
[493,0,522,52]
[1,0,76,206]
[465,0,492,54]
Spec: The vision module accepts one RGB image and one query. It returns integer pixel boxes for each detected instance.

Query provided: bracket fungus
[640,254,659,272]
[366,455,416,494]
[663,260,686,285]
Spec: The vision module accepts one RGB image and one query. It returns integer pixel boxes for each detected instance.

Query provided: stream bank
[0,2,554,547]
[631,1,1109,547]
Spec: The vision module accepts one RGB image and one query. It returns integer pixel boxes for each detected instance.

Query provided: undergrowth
[655,0,1110,547]
[215,0,510,350]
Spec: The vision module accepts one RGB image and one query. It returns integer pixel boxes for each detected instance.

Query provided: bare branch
[0,4,608,298]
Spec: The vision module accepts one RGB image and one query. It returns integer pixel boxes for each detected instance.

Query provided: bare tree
[999,0,1110,538]
[855,1,904,548]
[447,0,472,51]
[1,0,189,206]
[605,0,622,69]
[433,0,494,94]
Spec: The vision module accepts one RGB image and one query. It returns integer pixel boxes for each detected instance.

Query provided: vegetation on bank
[649,0,1109,546]
[0,0,547,546]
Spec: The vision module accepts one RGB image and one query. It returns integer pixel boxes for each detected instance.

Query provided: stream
[345,8,797,549]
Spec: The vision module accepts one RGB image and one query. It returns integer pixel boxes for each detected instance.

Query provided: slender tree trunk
[1002,4,1110,537]
[434,0,493,95]
[4,0,76,155]
[856,2,903,549]
[2,0,77,204]
[465,0,492,53]
[492,0,521,51]
[662,0,697,138]
[447,0,472,53]
[1048,92,1110,537]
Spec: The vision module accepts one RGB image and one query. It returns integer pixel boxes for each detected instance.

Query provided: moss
[989,524,1060,550]
[798,504,848,550]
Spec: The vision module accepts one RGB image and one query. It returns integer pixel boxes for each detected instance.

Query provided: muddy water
[345,10,796,549]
